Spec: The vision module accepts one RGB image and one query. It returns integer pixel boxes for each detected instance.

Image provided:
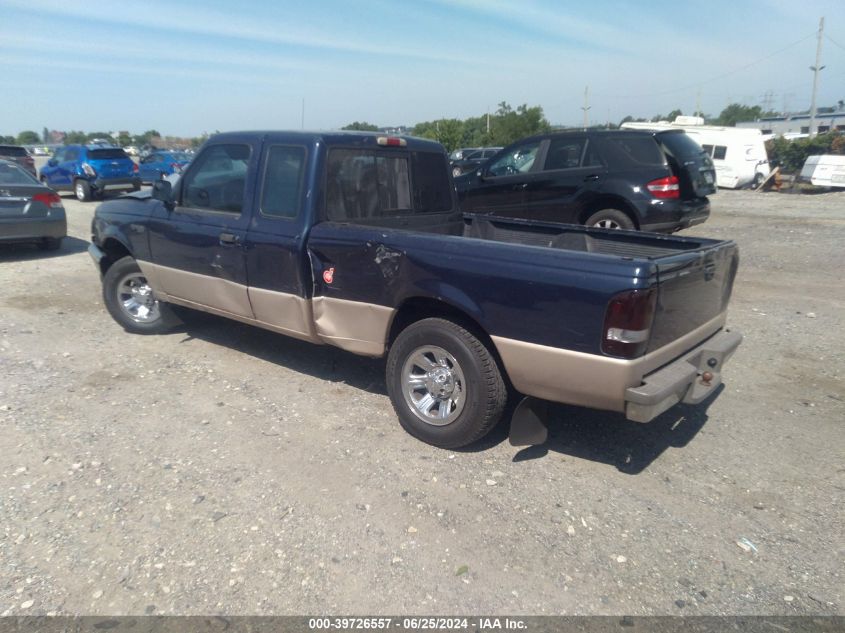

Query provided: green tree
[412,119,464,152]
[0,135,16,144]
[341,121,379,131]
[713,103,764,127]
[766,132,843,173]
[489,102,550,146]
[16,130,41,145]
[64,130,88,144]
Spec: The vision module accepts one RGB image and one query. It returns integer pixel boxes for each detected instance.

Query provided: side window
[487,141,541,176]
[181,144,250,214]
[260,145,306,219]
[65,149,79,162]
[713,146,727,160]
[583,141,604,167]
[53,149,65,162]
[597,137,664,168]
[543,138,586,170]
[325,149,411,221]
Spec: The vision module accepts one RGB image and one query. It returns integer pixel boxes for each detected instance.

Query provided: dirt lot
[0,182,842,616]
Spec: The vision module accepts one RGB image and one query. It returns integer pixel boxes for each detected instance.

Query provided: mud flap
[508,397,549,447]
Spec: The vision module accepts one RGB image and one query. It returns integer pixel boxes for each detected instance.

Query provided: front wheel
[102,256,179,334]
[74,179,91,202]
[584,208,635,230]
[386,318,507,448]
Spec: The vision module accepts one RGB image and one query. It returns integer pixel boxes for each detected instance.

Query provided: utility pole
[486,108,490,135]
[809,16,825,137]
[581,86,591,130]
[695,90,702,117]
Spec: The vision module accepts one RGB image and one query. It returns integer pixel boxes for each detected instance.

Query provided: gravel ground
[0,178,842,616]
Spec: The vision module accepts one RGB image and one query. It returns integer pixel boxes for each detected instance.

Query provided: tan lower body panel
[137,260,253,319]
[312,296,395,357]
[135,260,393,353]
[491,312,727,412]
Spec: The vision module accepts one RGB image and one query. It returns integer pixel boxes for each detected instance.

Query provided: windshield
[0,161,38,184]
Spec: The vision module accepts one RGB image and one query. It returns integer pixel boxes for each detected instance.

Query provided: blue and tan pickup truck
[88,131,741,448]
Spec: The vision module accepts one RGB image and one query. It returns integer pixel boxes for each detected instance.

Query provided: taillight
[133,163,139,173]
[601,288,657,358]
[81,162,96,177]
[646,175,679,199]
[32,192,63,209]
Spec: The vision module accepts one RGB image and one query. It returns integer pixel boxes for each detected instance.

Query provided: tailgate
[647,241,738,353]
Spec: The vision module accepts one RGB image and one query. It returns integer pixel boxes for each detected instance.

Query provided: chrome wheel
[401,345,466,426]
[75,182,85,200]
[116,272,161,323]
[593,218,621,229]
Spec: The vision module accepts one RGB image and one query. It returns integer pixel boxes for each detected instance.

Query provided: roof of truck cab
[207,130,445,152]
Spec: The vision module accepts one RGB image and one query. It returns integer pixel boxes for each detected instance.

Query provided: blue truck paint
[89,130,741,448]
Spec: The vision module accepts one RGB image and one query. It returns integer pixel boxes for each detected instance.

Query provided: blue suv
[40,144,141,202]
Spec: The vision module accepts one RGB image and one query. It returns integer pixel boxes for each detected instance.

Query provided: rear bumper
[92,177,141,192]
[625,329,742,422]
[640,198,710,233]
[0,216,67,242]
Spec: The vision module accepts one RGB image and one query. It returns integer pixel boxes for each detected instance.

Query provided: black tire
[584,208,635,230]
[751,173,765,189]
[74,179,91,202]
[38,237,62,251]
[102,256,179,334]
[386,318,507,448]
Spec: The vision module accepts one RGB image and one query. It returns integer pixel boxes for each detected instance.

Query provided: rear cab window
[325,148,452,222]
[0,146,28,157]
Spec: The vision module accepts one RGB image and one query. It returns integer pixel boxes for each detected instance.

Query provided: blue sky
[1,0,844,137]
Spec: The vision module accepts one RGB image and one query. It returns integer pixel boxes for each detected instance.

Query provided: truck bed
[462,213,715,259]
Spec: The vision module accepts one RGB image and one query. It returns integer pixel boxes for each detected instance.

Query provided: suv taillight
[32,192,63,209]
[646,175,680,199]
[601,288,657,358]
[133,163,139,173]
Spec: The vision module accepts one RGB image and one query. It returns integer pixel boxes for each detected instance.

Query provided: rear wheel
[386,318,507,448]
[584,208,635,230]
[102,256,178,334]
[74,179,91,202]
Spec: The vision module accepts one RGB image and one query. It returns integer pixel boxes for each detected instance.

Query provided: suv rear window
[0,146,28,157]
[89,148,130,160]
[597,136,664,168]
[657,131,705,158]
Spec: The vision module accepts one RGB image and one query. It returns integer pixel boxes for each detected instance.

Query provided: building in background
[736,106,845,138]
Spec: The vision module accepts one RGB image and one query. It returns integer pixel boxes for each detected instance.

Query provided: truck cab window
[326,149,411,221]
[260,145,306,219]
[182,144,250,214]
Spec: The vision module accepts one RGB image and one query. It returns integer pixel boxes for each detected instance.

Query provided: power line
[825,33,845,52]
[592,32,816,100]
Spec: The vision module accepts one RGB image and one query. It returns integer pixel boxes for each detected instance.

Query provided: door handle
[219,232,241,246]
[583,174,600,182]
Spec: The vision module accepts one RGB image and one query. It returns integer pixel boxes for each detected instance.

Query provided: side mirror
[152,179,174,205]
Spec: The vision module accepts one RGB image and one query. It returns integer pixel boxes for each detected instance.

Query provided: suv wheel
[585,209,635,230]
[74,179,91,202]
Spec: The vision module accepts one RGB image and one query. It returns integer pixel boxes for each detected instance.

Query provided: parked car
[800,154,845,188]
[450,147,502,177]
[137,151,191,183]
[455,129,716,232]
[39,144,141,202]
[0,159,66,250]
[88,131,741,449]
[0,144,37,178]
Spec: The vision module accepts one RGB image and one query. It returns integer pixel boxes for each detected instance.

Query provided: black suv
[454,130,716,232]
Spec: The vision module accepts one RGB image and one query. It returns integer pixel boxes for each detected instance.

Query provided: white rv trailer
[800,154,845,188]
[621,117,771,189]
